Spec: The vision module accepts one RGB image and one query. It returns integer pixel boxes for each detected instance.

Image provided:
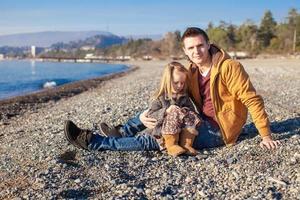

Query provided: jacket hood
[210,44,231,71]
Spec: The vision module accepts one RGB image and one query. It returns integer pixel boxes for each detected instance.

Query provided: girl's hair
[153,61,188,100]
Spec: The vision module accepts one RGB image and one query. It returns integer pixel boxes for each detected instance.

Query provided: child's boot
[162,133,186,156]
[180,128,198,156]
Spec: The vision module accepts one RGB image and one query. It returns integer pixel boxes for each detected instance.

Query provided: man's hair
[181,27,210,44]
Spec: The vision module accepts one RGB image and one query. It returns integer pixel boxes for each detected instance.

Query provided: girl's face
[171,69,186,94]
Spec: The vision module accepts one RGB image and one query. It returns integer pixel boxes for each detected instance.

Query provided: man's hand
[260,136,281,150]
[139,110,157,129]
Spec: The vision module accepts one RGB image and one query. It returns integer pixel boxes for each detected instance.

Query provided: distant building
[116,56,131,61]
[0,54,4,60]
[80,46,95,51]
[143,55,152,60]
[31,45,36,58]
[228,51,250,59]
[44,48,51,52]
[85,53,94,59]
[85,54,108,60]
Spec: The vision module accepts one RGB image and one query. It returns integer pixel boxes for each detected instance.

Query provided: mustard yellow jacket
[187,44,271,145]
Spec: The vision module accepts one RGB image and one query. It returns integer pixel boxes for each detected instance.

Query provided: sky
[1,0,299,36]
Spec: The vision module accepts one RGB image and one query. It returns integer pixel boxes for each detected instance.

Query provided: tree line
[100,8,300,58]
[207,8,299,54]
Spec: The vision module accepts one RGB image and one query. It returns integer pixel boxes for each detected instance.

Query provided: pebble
[226,157,237,164]
[136,188,144,195]
[145,189,152,195]
[74,179,81,183]
[232,171,239,179]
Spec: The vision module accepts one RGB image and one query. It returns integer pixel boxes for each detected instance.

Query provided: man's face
[183,35,211,66]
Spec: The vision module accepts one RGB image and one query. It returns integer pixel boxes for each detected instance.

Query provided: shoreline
[0,65,138,122]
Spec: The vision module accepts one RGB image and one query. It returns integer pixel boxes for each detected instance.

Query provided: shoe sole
[64,121,84,149]
[99,123,109,137]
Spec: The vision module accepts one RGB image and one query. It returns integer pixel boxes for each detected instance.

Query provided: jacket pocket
[218,109,244,144]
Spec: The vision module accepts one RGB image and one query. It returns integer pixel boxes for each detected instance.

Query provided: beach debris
[267,177,288,186]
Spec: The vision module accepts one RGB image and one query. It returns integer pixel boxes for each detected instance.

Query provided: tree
[236,19,259,53]
[269,23,291,53]
[161,31,182,57]
[268,8,300,53]
[207,21,237,50]
[287,8,300,52]
[227,24,237,50]
[207,26,229,49]
[296,15,300,51]
[287,8,298,27]
[207,22,214,30]
[258,10,277,48]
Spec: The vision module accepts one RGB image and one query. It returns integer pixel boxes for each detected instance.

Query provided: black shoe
[99,122,122,137]
[64,120,92,150]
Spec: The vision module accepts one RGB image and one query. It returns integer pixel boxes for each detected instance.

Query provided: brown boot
[162,133,186,157]
[99,122,122,137]
[64,120,93,150]
[180,128,198,156]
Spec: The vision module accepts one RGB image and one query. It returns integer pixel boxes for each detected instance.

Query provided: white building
[80,46,95,51]
[228,51,250,59]
[0,54,4,60]
[31,45,36,58]
[85,53,95,59]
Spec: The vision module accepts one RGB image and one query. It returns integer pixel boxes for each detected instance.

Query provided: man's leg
[88,134,160,151]
[193,121,224,149]
[65,120,159,151]
[100,113,147,137]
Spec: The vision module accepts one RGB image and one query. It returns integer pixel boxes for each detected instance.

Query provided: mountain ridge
[0,31,162,47]
[0,31,113,47]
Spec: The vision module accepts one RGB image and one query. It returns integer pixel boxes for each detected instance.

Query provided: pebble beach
[0,59,299,199]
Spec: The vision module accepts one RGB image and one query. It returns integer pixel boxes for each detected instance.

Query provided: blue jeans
[88,113,224,151]
[193,121,224,149]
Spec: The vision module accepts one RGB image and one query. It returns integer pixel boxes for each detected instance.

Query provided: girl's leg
[179,109,201,155]
[161,106,186,156]
[180,128,198,155]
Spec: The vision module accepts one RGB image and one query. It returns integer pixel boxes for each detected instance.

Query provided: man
[64,27,280,151]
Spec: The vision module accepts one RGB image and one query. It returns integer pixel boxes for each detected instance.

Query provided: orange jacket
[187,44,271,145]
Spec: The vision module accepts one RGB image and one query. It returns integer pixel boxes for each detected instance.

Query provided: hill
[0,31,113,47]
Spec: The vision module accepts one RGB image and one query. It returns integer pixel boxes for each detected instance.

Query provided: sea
[0,60,128,100]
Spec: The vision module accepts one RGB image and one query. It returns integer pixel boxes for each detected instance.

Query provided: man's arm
[139,110,157,129]
[223,60,280,149]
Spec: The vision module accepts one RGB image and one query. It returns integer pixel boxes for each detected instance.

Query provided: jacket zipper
[210,72,228,145]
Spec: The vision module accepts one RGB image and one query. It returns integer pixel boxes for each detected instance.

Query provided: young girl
[147,61,202,156]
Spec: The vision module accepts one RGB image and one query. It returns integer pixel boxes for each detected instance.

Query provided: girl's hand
[166,105,178,114]
[139,109,157,129]
[260,136,281,150]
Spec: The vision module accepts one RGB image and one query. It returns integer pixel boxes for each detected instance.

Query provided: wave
[43,81,57,88]
[42,79,72,89]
